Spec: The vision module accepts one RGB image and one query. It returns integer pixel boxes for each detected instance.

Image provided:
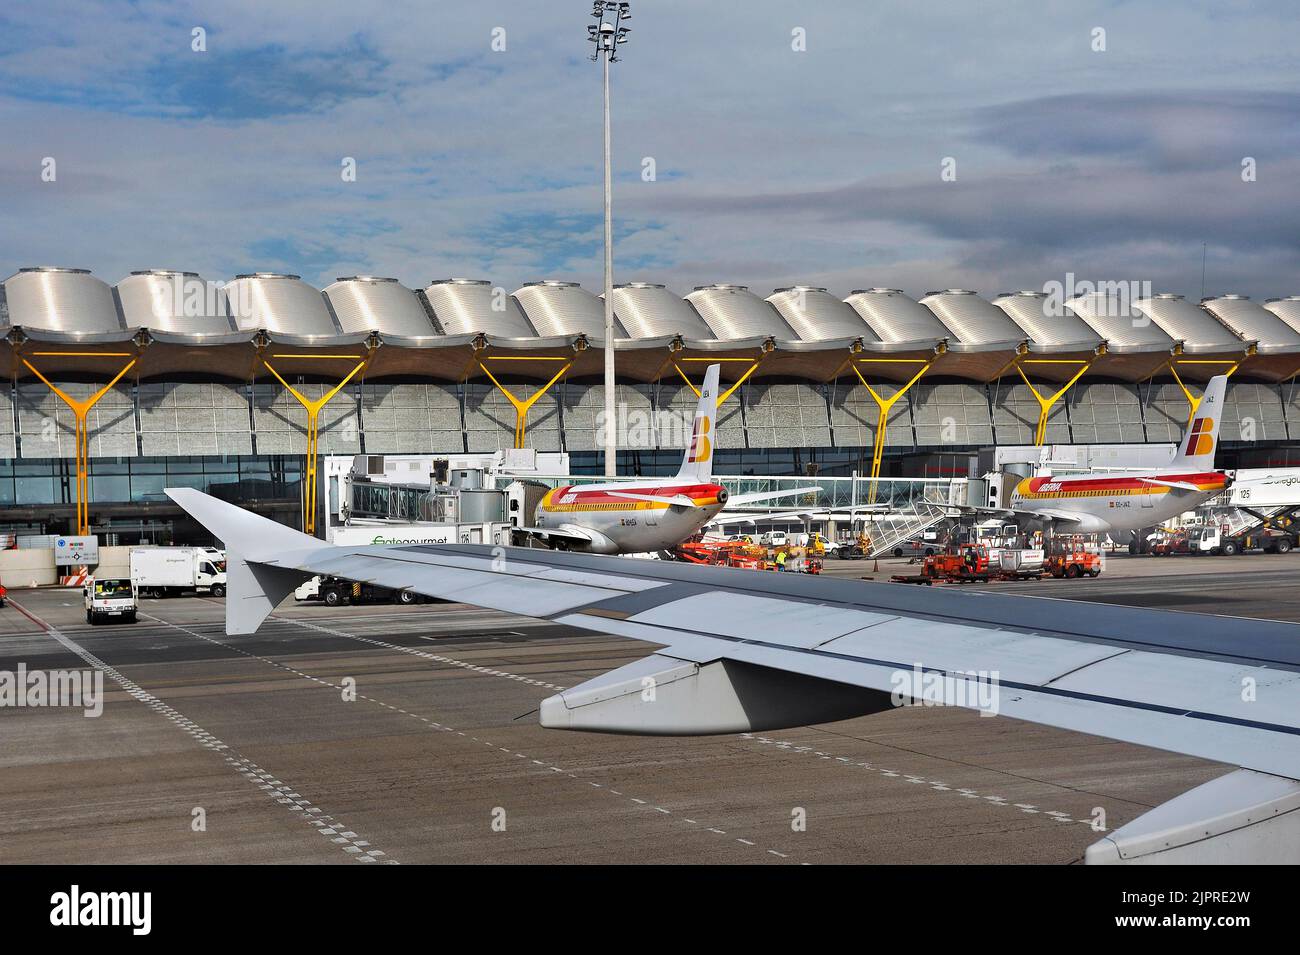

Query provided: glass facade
[0,456,304,507]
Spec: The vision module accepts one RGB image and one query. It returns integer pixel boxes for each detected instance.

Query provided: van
[84,576,138,625]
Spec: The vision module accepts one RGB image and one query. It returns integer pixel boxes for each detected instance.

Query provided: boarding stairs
[865,500,952,558]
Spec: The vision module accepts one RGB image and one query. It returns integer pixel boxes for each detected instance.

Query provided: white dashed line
[740,733,1106,831]
[13,602,395,864]
[142,608,799,863]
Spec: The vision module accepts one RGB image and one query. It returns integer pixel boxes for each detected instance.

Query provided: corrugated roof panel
[992,291,1103,348]
[685,284,796,340]
[919,289,1024,346]
[3,267,122,334]
[323,276,438,338]
[117,270,234,336]
[514,281,625,339]
[1261,297,1300,339]
[1133,294,1244,351]
[844,288,949,343]
[1201,295,1300,352]
[1065,293,1176,349]
[767,286,877,342]
[224,273,338,336]
[424,279,534,338]
[609,283,713,339]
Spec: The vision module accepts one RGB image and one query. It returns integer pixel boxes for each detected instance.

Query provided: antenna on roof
[1200,241,1207,301]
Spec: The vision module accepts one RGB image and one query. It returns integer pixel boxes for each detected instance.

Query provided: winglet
[166,487,317,634]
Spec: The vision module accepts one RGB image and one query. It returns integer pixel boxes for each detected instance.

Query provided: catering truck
[130,546,227,597]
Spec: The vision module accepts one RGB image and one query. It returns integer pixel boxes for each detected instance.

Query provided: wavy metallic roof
[117,270,235,336]
[224,272,338,337]
[767,286,876,342]
[609,282,714,339]
[424,278,534,338]
[919,289,1024,346]
[992,291,1103,349]
[1132,293,1244,352]
[513,281,625,339]
[844,289,949,343]
[3,267,122,334]
[1065,293,1175,350]
[323,276,438,338]
[1263,296,1300,338]
[1201,295,1300,353]
[685,284,796,340]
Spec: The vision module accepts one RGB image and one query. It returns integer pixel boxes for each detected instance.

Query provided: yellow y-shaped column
[1014,358,1095,446]
[671,355,763,403]
[851,357,935,501]
[262,355,369,535]
[22,353,138,535]
[477,356,573,448]
[1167,359,1240,429]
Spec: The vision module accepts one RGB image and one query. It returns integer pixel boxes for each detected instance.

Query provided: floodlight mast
[588,2,630,476]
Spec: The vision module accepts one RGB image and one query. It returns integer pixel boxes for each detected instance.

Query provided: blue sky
[2,1,1299,299]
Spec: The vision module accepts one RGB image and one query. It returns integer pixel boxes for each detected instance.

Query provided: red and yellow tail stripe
[541,484,724,513]
[1015,472,1227,500]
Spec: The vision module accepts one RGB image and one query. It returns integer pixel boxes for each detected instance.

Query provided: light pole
[589,2,630,477]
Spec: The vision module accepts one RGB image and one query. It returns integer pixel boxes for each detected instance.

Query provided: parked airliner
[1003,374,1231,534]
[522,364,815,554]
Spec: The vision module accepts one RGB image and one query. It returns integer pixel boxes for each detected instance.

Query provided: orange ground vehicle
[892,543,989,584]
[1046,547,1103,578]
[675,539,773,570]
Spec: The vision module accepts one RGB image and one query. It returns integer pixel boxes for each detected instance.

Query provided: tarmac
[1,550,1294,864]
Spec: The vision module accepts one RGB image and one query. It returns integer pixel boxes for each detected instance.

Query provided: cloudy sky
[3,1,1298,301]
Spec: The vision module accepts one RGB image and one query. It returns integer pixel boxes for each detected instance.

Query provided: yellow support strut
[850,357,935,501]
[477,356,573,449]
[1167,359,1240,429]
[1014,358,1095,446]
[21,354,138,535]
[672,356,763,403]
[262,355,369,536]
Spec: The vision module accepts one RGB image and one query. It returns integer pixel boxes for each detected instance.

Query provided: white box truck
[130,546,227,597]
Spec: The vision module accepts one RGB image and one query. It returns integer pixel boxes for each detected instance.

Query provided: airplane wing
[958,504,1084,526]
[725,486,822,506]
[1138,477,1204,492]
[706,509,817,526]
[515,525,594,545]
[166,487,1300,864]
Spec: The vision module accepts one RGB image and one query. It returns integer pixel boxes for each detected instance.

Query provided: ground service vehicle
[318,575,427,606]
[1191,523,1295,556]
[84,576,138,624]
[1046,547,1103,578]
[892,543,989,584]
[130,546,227,596]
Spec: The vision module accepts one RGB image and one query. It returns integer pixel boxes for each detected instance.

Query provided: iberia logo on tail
[1185,417,1215,457]
[688,415,712,463]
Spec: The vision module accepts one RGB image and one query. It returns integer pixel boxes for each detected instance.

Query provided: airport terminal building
[3,266,1300,537]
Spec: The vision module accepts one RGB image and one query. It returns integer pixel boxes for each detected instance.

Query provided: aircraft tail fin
[166,487,318,634]
[674,363,719,483]
[1169,374,1228,471]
